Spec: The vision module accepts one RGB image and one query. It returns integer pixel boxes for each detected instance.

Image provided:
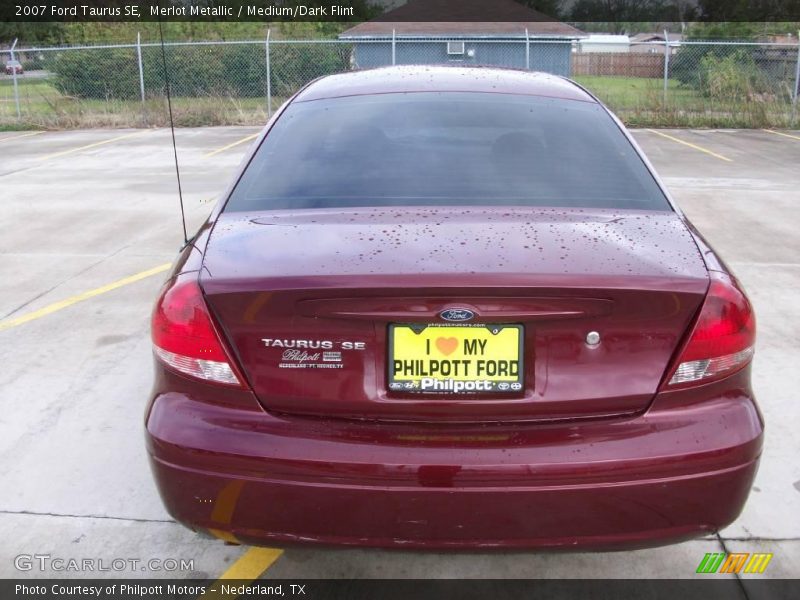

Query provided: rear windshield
[225,92,670,212]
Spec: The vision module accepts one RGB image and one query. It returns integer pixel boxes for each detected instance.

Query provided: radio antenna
[158,16,189,245]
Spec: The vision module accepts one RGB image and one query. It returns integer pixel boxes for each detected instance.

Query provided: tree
[0,22,67,46]
[568,0,698,26]
[514,1,564,19]
[697,0,799,22]
[684,20,800,40]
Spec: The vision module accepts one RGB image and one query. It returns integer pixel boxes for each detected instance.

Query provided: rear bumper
[146,386,763,550]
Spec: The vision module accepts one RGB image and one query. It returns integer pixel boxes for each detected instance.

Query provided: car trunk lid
[201,207,708,422]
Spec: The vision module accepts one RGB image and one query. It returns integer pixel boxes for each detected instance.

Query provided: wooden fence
[571,52,665,78]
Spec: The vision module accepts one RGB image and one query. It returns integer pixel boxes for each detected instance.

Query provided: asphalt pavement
[0,126,798,583]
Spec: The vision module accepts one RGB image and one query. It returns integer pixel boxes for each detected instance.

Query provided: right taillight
[665,272,755,388]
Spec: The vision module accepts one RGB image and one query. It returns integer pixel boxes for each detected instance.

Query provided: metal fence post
[663,30,670,106]
[792,31,800,126]
[793,31,800,105]
[10,39,21,120]
[136,32,146,123]
[266,29,272,117]
[525,28,530,70]
[392,29,396,65]
[12,65,21,120]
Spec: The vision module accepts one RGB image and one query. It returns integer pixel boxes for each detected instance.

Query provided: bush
[47,48,140,99]
[20,53,47,71]
[47,43,351,101]
[269,44,351,97]
[670,44,732,89]
[699,50,770,101]
[143,45,229,97]
[670,45,772,101]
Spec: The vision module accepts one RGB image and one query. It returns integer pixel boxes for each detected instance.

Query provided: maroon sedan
[4,60,23,75]
[146,66,762,549]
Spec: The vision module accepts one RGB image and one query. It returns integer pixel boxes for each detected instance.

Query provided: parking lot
[0,126,798,583]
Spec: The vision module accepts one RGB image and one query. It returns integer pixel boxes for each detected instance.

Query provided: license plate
[388,324,524,393]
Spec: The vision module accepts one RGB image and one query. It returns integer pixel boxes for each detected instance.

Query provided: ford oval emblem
[440,308,475,322]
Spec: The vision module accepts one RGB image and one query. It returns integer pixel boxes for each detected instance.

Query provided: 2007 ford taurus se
[145,66,762,549]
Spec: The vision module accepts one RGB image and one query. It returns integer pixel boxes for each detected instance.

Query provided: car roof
[293,65,596,104]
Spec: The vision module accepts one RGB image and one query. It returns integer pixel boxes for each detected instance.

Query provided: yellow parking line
[0,131,44,143]
[215,547,283,580]
[0,263,171,332]
[763,129,800,142]
[38,130,150,161]
[646,129,733,162]
[202,547,284,599]
[205,133,259,158]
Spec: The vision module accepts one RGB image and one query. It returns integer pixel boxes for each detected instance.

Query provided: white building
[578,34,630,53]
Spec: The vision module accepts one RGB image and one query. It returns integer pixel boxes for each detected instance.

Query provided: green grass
[573,75,797,128]
[1,74,796,130]
[0,80,56,112]
[0,77,277,128]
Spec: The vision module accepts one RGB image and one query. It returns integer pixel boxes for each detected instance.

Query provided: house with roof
[339,0,584,76]
[630,32,683,54]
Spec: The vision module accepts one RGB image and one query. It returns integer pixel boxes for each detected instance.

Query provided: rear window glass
[225,92,670,212]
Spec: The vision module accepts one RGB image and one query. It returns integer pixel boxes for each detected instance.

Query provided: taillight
[665,272,755,388]
[151,279,244,387]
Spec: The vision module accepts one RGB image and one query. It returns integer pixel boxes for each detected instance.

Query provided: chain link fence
[2,36,798,129]
[574,39,800,127]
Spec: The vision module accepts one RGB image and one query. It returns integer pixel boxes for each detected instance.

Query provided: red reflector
[151,279,243,387]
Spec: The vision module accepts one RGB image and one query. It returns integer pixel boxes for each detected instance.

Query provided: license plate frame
[387,323,524,394]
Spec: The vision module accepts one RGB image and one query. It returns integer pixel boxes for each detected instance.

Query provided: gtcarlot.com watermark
[14,554,194,573]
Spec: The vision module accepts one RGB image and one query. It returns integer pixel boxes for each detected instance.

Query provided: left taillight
[151,279,244,387]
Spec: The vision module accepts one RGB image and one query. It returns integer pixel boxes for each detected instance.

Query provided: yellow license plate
[388,324,523,393]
